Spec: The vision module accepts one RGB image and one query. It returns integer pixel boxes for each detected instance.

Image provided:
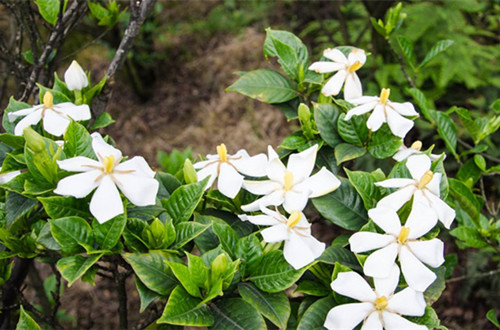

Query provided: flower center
[43,92,53,109]
[286,211,302,228]
[417,170,434,189]
[397,226,410,244]
[379,88,390,105]
[375,296,388,311]
[348,60,362,73]
[217,143,228,162]
[284,171,294,191]
[410,140,422,151]
[102,155,116,173]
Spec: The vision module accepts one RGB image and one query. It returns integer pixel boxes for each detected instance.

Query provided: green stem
[74,89,83,105]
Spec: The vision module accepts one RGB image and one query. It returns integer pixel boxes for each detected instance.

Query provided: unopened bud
[64,60,88,91]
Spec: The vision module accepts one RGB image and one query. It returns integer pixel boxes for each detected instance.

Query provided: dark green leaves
[334,143,366,165]
[56,253,103,286]
[16,306,41,330]
[38,196,90,219]
[163,178,208,224]
[433,111,457,157]
[49,216,93,253]
[419,40,454,68]
[211,298,266,330]
[63,121,93,158]
[367,126,402,159]
[314,103,342,148]
[92,214,127,250]
[158,286,213,326]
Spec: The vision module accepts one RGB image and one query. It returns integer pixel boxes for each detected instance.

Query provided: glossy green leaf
[158,285,214,326]
[162,178,208,224]
[297,296,335,330]
[135,276,159,313]
[56,253,103,287]
[450,226,488,248]
[63,120,93,158]
[433,111,457,157]
[90,112,115,130]
[211,298,266,330]
[0,134,25,149]
[2,97,31,135]
[316,245,360,270]
[367,125,402,159]
[449,178,481,223]
[337,113,368,147]
[38,196,90,219]
[16,305,41,330]
[171,222,210,249]
[334,143,366,165]
[314,103,342,148]
[5,193,38,228]
[345,169,382,210]
[235,234,263,275]
[35,0,65,25]
[92,214,127,250]
[406,88,433,122]
[419,39,454,68]
[212,222,239,258]
[486,309,500,329]
[49,216,93,253]
[397,35,416,68]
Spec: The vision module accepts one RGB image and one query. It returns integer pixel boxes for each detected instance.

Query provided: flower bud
[64,60,88,91]
[23,127,45,152]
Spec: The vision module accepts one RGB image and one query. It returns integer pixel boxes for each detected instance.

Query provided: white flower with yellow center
[308,48,366,100]
[350,205,444,292]
[54,133,159,223]
[325,266,427,330]
[241,144,340,213]
[375,154,456,228]
[393,140,443,162]
[193,143,267,199]
[7,92,91,136]
[345,88,418,138]
[64,60,89,91]
[239,207,325,269]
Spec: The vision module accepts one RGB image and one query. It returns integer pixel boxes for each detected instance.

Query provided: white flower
[7,92,91,136]
[325,266,427,330]
[350,205,444,292]
[308,48,366,100]
[0,168,21,184]
[345,88,418,138]
[193,143,268,199]
[54,133,159,223]
[64,60,88,91]
[239,207,325,269]
[375,154,456,228]
[241,144,340,213]
[393,140,443,162]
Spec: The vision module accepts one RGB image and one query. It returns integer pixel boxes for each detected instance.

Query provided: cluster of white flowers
[194,143,341,269]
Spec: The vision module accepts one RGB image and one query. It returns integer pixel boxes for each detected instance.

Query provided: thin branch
[386,38,416,88]
[458,138,500,164]
[114,261,129,330]
[446,268,500,283]
[15,287,63,330]
[50,264,61,324]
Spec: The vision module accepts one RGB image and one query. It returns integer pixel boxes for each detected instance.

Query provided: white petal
[43,110,70,136]
[407,239,444,268]
[193,159,212,169]
[115,156,155,178]
[347,48,367,65]
[363,243,398,278]
[425,191,456,229]
[366,105,386,132]
[91,132,122,160]
[349,232,395,253]
[376,185,416,211]
[382,311,427,330]
[261,224,288,243]
[295,167,340,198]
[114,173,159,206]
[241,190,285,212]
[399,245,436,292]
[240,214,281,226]
[386,109,414,138]
[323,48,348,63]
[361,312,383,330]
[426,172,441,197]
[331,272,376,302]
[54,170,101,198]
[0,170,21,184]
[287,144,318,182]
[322,70,347,96]
[348,96,378,105]
[14,111,42,136]
[242,179,281,195]
[283,190,309,213]
[393,148,417,162]
[284,232,325,269]
[388,287,426,316]
[344,102,377,120]
[196,164,218,190]
[57,103,91,121]
[367,207,402,236]
[389,102,418,117]
[231,153,268,177]
[324,303,373,330]
[89,175,124,223]
[8,106,37,120]
[308,61,344,73]
[344,73,363,101]
[374,264,400,298]
[64,60,88,91]
[375,178,414,189]
[267,158,287,183]
[57,157,102,172]
[406,196,438,238]
[406,154,431,181]
[217,162,244,198]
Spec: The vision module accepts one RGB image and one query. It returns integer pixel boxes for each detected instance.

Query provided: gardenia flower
[239,207,325,269]
[308,48,366,100]
[345,88,418,138]
[54,133,159,223]
[375,154,456,228]
[350,205,444,292]
[193,143,267,198]
[8,92,91,136]
[64,60,89,91]
[325,266,426,330]
[241,144,340,213]
[393,140,443,162]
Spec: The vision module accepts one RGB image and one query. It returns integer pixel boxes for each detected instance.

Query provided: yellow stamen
[418,170,434,189]
[217,143,228,162]
[375,296,388,311]
[102,155,115,173]
[287,211,302,228]
[397,227,410,244]
[43,92,53,108]
[410,140,422,151]
[284,171,294,191]
[348,61,362,73]
[379,88,390,105]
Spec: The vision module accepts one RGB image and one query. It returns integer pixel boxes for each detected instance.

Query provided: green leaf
[312,178,367,231]
[63,120,93,158]
[449,178,481,224]
[367,125,402,159]
[35,0,65,25]
[334,143,366,165]
[212,222,239,258]
[186,253,209,288]
[168,261,202,298]
[406,88,433,122]
[90,112,115,130]
[235,235,263,275]
[56,253,103,287]
[92,214,127,250]
[0,133,25,149]
[162,178,208,224]
[38,85,71,104]
[16,305,41,330]
[158,285,214,326]
[238,282,290,328]
[345,169,382,210]
[433,111,457,157]
[423,266,446,304]
[38,196,90,219]
[2,97,32,135]
[247,250,307,293]
[337,113,368,147]
[226,69,298,104]
[314,103,342,148]
[49,216,93,253]
[450,226,488,248]
[5,193,38,228]
[211,298,266,330]
[456,107,480,143]
[419,40,454,68]
[135,276,159,313]
[407,306,441,329]
[294,280,330,296]
[297,296,335,330]
[316,245,360,270]
[171,222,210,250]
[122,251,177,295]
[397,35,416,68]
[487,309,500,329]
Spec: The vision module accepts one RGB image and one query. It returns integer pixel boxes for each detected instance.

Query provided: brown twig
[446,268,500,283]
[15,287,64,330]
[458,138,500,164]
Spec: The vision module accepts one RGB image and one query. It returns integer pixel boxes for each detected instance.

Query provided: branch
[458,138,500,164]
[15,287,63,330]
[386,38,416,88]
[446,268,500,283]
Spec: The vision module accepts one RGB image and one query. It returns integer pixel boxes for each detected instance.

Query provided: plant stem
[446,268,500,283]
